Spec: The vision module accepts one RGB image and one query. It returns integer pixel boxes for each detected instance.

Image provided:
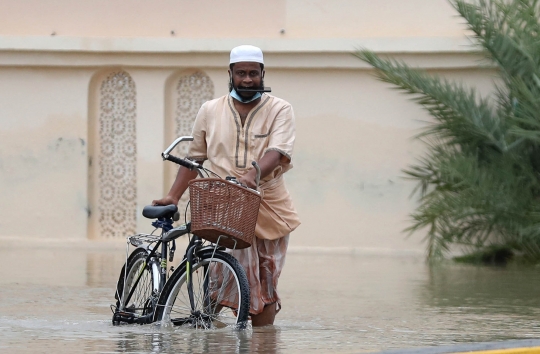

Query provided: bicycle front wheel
[154,249,250,329]
[114,248,159,324]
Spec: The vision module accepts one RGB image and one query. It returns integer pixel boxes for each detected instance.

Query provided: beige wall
[0,0,494,254]
[285,68,497,251]
[0,0,463,38]
[0,67,91,237]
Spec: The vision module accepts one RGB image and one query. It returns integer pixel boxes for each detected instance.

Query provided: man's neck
[233,97,261,126]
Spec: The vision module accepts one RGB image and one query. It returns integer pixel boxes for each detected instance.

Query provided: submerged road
[2,237,540,353]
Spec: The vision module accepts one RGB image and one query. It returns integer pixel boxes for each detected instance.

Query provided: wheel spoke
[120,256,155,316]
[172,294,192,312]
[113,250,158,325]
[156,251,249,328]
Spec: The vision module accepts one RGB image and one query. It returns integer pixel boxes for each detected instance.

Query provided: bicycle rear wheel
[113,248,159,324]
[154,249,250,329]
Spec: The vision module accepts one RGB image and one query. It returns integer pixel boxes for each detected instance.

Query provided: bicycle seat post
[150,216,175,292]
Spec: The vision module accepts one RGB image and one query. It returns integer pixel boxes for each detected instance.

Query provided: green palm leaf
[356,0,540,260]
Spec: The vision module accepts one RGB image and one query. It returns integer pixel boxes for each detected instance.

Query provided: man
[153,45,300,326]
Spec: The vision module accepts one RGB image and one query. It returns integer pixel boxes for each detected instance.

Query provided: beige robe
[187,93,300,240]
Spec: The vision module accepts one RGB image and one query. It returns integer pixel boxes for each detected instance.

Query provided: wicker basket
[188,178,261,249]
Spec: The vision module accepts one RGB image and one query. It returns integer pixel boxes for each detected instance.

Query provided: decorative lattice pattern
[98,71,137,238]
[171,71,214,221]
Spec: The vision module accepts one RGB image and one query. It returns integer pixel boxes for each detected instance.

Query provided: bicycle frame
[113,217,218,325]
[113,135,258,326]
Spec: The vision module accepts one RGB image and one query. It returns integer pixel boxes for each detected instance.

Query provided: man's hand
[238,172,257,189]
[152,195,178,206]
[237,151,283,190]
[154,166,198,206]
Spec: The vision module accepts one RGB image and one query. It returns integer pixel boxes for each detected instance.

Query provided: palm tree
[355,0,540,261]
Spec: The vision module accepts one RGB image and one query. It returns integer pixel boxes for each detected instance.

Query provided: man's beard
[229,79,265,99]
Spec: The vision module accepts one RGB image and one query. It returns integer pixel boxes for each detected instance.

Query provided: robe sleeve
[264,103,296,165]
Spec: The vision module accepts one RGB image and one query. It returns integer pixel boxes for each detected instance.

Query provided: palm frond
[356,0,540,260]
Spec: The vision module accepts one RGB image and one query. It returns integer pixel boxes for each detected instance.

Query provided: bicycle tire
[154,249,250,329]
[113,248,159,324]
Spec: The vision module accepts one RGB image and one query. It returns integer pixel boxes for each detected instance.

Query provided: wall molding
[0,35,489,70]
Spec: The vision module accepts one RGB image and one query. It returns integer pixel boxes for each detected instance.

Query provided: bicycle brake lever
[251,161,261,189]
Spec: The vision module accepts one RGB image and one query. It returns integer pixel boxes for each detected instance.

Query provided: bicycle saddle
[142,205,178,219]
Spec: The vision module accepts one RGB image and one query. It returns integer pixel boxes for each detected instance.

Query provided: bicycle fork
[178,238,215,327]
[186,242,198,311]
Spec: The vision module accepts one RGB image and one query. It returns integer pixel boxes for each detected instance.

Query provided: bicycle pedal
[171,317,192,326]
[112,310,155,325]
[112,311,137,325]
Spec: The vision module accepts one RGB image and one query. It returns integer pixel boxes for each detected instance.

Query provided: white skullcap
[230,45,264,65]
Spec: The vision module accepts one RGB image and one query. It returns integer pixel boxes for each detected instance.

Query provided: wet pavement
[1,239,540,353]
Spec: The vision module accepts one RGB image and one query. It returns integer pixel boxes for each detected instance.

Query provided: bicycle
[111,136,261,329]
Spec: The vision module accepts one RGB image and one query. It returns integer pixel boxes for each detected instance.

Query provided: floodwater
[2,241,540,353]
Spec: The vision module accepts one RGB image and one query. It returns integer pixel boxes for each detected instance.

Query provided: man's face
[229,62,265,99]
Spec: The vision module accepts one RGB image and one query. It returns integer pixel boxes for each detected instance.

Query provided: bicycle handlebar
[162,135,262,192]
[161,135,201,170]
[162,153,201,170]
[163,136,193,156]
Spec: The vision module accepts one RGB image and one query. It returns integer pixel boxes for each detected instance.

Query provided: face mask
[230,87,262,103]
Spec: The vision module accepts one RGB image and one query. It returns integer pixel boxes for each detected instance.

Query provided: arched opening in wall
[88,70,137,239]
[164,70,214,223]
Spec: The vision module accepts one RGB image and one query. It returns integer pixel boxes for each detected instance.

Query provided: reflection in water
[423,262,540,313]
[250,327,279,353]
[113,327,278,353]
[2,245,540,353]
[416,262,540,344]
[86,251,126,288]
